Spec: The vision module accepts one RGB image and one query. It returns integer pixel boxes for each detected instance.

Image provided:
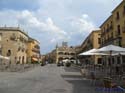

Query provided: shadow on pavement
[61,74,98,93]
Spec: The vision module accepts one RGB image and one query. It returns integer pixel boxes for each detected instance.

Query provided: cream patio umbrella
[95,44,125,64]
[79,48,108,56]
[79,48,108,66]
[95,44,125,76]
[96,45,125,54]
[79,48,108,78]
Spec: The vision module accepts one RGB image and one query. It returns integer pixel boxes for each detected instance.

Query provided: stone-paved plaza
[0,64,123,93]
[0,64,97,93]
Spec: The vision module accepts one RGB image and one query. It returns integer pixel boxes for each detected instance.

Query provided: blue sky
[0,0,122,54]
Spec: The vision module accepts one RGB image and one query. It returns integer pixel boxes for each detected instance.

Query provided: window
[123,6,125,14]
[111,32,113,38]
[98,38,101,44]
[107,35,109,40]
[22,56,24,64]
[7,50,11,56]
[123,21,125,33]
[10,33,16,40]
[110,21,113,29]
[111,21,112,25]
[116,11,120,20]
[117,25,121,35]
[104,27,105,33]
[0,49,2,55]
[107,24,109,32]
[101,39,103,45]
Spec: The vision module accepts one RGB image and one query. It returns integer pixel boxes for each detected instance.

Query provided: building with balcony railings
[0,27,28,64]
[100,0,125,71]
[27,37,40,63]
[78,30,101,65]
[100,0,125,47]
[112,0,125,47]
[52,42,76,63]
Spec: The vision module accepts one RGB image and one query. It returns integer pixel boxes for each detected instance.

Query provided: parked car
[57,62,61,66]
[65,62,71,67]
[60,61,64,66]
[41,62,45,66]
[57,61,64,66]
[70,60,76,64]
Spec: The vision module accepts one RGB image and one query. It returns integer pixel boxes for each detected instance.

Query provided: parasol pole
[120,53,123,75]
[110,51,112,77]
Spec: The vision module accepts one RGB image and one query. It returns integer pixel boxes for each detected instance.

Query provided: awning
[32,58,38,61]
[0,55,10,60]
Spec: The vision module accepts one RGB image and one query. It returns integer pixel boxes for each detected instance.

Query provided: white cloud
[0,0,122,54]
[17,10,67,36]
[70,14,97,34]
[45,17,67,35]
[50,38,56,43]
[67,14,100,46]
[82,14,89,19]
[0,9,69,53]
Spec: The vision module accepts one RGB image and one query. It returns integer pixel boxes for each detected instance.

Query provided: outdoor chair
[102,77,118,93]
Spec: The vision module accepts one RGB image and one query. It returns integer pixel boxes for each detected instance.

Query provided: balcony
[22,48,25,52]
[101,31,106,36]
[34,45,40,49]
[109,25,113,30]
[115,30,121,37]
[58,52,64,55]
[19,36,23,42]
[70,53,75,55]
[19,36,27,43]
[10,35,16,41]
[108,36,114,41]
[64,52,70,55]
[106,28,109,32]
[18,46,21,51]
[32,48,40,54]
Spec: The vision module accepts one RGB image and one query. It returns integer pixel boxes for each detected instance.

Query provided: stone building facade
[0,27,28,64]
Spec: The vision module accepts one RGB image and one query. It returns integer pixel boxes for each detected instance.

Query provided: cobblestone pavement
[0,64,119,93]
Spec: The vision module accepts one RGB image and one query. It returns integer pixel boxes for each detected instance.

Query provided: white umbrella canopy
[112,52,125,55]
[95,45,125,54]
[79,48,107,55]
[95,45,125,72]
